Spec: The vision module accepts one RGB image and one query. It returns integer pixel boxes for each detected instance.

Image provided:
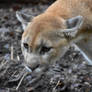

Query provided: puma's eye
[40,46,52,55]
[23,43,32,52]
[23,43,29,49]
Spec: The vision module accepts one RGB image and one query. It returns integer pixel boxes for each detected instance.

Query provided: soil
[0,3,92,92]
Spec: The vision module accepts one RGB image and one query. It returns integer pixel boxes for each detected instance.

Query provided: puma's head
[16,11,83,71]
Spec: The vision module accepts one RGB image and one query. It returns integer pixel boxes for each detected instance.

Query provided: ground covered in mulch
[0,3,92,92]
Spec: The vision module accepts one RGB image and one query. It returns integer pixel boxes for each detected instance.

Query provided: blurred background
[0,0,55,4]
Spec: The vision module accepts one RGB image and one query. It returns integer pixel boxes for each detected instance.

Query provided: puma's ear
[66,16,83,29]
[63,16,83,37]
[57,16,83,38]
[16,11,34,31]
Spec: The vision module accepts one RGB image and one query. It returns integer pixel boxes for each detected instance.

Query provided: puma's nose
[29,63,40,71]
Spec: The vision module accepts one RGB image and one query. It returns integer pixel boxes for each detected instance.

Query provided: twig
[0,60,8,70]
[11,45,14,60]
[17,55,20,61]
[16,72,28,90]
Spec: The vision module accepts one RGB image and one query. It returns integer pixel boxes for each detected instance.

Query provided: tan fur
[21,0,92,69]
